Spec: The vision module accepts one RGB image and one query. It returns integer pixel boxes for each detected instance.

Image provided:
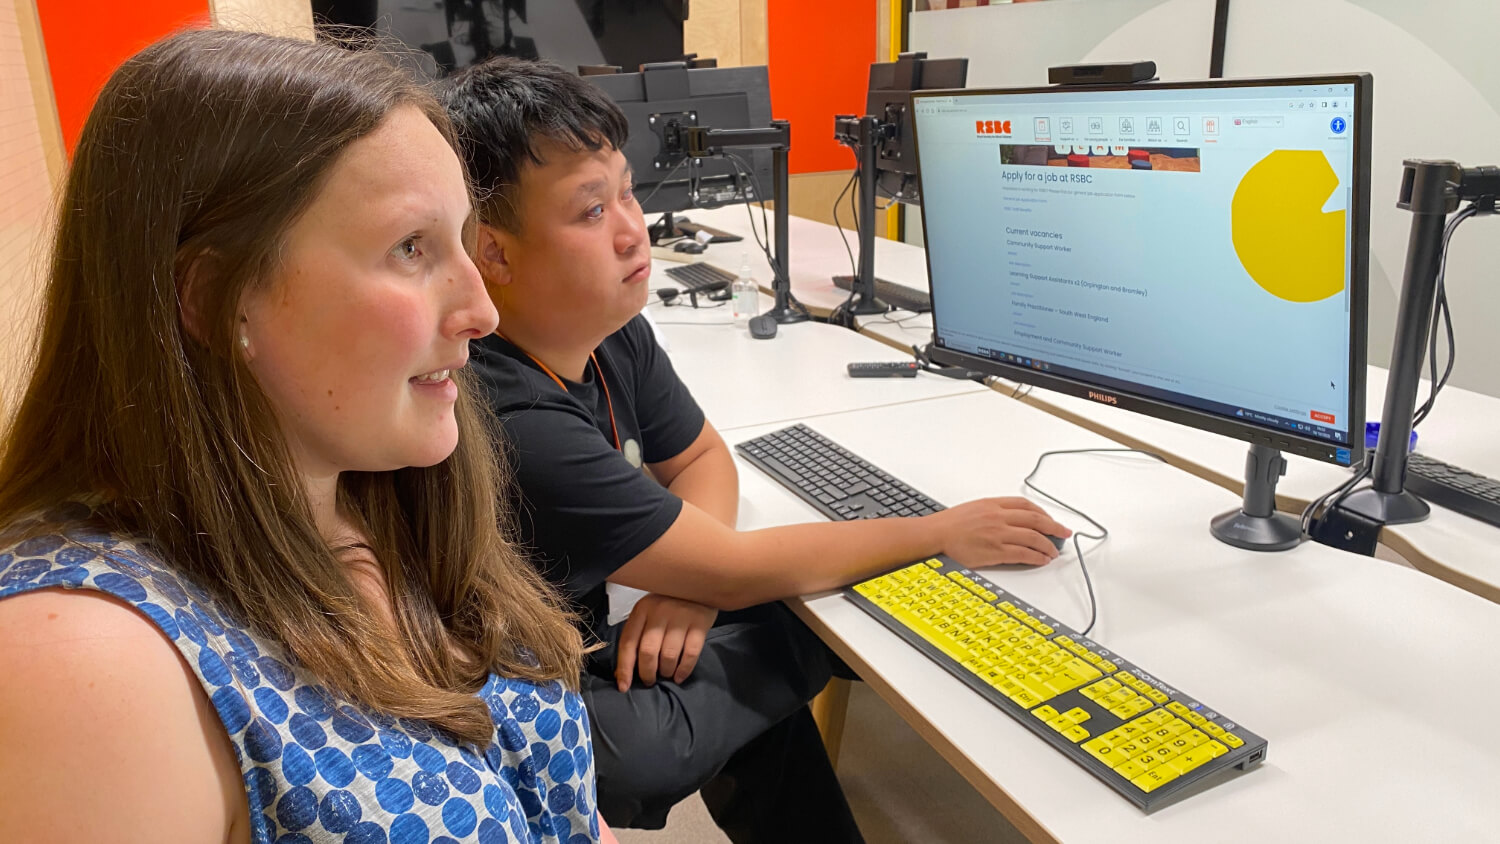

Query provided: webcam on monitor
[1047,61,1157,86]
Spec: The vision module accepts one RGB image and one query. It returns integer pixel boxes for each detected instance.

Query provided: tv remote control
[847,361,920,378]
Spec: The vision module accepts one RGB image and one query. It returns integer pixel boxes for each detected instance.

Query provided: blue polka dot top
[0,505,601,844]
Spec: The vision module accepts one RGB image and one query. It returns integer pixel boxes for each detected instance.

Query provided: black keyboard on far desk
[664,262,734,299]
[734,422,1268,811]
[832,276,932,313]
[735,424,943,520]
[1405,453,1500,528]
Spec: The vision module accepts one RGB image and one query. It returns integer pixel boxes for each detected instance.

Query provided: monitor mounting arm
[682,121,805,324]
[1333,160,1499,528]
[832,115,898,316]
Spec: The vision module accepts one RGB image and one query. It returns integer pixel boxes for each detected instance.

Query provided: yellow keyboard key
[1202,723,1227,739]
[1062,707,1090,724]
[1147,745,1180,766]
[1166,701,1191,717]
[1131,766,1180,792]
[1185,711,1208,727]
[1222,732,1245,749]
[926,558,944,568]
[1146,688,1169,704]
[1082,738,1125,768]
[1061,725,1090,743]
[1098,661,1118,673]
[1032,705,1060,721]
[1114,758,1147,781]
[1166,746,1219,776]
[1132,749,1164,770]
[1143,709,1175,727]
[1012,690,1046,707]
[1046,715,1074,732]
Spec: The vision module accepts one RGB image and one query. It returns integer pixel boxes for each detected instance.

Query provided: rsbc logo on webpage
[976,119,1013,136]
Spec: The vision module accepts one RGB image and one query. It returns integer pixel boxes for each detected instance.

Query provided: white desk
[730,390,1500,842]
[984,366,1500,602]
[673,210,1500,602]
[647,258,983,432]
[665,206,931,317]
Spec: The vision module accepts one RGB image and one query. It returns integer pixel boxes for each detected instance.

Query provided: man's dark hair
[439,57,630,233]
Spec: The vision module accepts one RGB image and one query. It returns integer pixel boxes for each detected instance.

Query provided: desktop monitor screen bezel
[915,74,1371,468]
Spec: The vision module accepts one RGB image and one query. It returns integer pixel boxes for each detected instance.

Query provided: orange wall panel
[36,0,211,155]
[768,0,875,174]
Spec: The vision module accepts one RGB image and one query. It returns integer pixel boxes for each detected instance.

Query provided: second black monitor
[868,53,968,204]
[585,62,775,216]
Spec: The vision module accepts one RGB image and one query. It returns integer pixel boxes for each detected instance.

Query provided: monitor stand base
[1210,444,1303,552]
[1337,486,1430,526]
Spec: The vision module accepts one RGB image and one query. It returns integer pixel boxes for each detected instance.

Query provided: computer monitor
[913,75,1371,549]
[867,53,968,204]
[586,62,776,226]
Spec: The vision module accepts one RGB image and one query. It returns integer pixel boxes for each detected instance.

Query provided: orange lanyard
[503,338,621,452]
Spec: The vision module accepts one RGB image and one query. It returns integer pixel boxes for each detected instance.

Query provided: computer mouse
[673,240,706,254]
[748,314,778,340]
[1047,534,1068,553]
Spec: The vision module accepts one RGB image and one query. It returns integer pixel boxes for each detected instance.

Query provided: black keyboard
[736,423,1267,811]
[664,262,734,297]
[734,424,943,520]
[832,275,932,313]
[1406,453,1500,527]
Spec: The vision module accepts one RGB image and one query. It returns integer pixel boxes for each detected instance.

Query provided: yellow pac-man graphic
[1231,150,1345,303]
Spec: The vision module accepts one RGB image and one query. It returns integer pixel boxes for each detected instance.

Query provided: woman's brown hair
[0,28,582,745]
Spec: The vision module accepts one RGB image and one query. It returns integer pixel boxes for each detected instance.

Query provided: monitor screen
[915,76,1369,466]
[315,1,686,80]
[587,64,775,216]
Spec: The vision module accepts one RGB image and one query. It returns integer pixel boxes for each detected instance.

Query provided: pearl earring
[239,332,250,350]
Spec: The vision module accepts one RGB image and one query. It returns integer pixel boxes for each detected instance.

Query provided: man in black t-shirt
[442,59,1070,843]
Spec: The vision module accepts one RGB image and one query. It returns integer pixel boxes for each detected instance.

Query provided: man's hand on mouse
[926,497,1071,567]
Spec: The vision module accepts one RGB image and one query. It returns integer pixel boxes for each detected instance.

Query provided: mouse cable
[1021,447,1167,638]
[723,152,818,323]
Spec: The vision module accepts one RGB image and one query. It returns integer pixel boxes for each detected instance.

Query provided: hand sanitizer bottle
[732,253,760,325]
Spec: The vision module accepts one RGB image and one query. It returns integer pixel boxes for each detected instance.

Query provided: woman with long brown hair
[0,29,611,843]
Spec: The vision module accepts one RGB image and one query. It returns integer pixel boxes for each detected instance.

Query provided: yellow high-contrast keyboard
[848,557,1267,812]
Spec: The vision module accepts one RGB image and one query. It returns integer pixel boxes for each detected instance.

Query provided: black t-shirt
[471,316,706,638]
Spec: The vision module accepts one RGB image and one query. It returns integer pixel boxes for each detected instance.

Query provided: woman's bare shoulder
[0,587,249,843]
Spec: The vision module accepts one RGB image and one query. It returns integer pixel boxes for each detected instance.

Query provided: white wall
[1223,0,1500,399]
[910,0,1216,87]
[912,0,1500,400]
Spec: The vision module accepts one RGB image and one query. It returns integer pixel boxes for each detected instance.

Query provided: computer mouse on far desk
[748,314,778,339]
[673,240,706,255]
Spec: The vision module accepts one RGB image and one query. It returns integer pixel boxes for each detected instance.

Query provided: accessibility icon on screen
[1330,116,1347,134]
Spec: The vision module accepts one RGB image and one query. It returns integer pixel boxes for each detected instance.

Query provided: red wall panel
[767,0,876,174]
[37,0,211,156]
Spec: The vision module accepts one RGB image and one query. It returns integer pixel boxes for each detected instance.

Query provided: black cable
[637,157,692,220]
[831,168,860,282]
[1413,204,1477,426]
[722,151,815,322]
[1309,203,1479,536]
[1021,448,1167,637]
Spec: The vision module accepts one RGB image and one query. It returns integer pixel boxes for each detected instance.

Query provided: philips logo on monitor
[976,119,1013,136]
[1087,391,1119,406]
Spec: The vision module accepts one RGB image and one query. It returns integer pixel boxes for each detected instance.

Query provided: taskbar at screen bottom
[959,342,1352,449]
